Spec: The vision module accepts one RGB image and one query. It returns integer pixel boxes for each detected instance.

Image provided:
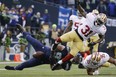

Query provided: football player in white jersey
[76,0,110,67]
[51,1,107,70]
[81,52,116,75]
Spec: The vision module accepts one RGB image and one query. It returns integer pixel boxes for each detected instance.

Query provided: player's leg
[16,24,48,58]
[102,62,110,67]
[52,31,83,70]
[51,31,76,51]
[5,57,42,70]
[107,57,116,66]
[52,42,82,70]
[23,32,46,51]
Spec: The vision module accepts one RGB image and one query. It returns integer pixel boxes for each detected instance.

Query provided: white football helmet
[91,52,101,65]
[92,9,99,15]
[94,13,107,26]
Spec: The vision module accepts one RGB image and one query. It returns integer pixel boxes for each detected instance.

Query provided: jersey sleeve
[103,52,110,61]
[69,15,77,21]
[86,13,92,18]
[99,25,107,35]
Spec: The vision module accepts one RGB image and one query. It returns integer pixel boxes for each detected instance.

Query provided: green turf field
[0,62,115,77]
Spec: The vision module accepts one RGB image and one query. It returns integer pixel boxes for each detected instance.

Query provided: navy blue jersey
[23,32,69,62]
[54,47,69,61]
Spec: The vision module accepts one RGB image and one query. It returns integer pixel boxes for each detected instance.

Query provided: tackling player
[63,9,100,67]
[80,52,116,75]
[5,24,72,71]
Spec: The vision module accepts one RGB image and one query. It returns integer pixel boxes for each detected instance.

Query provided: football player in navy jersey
[5,24,72,71]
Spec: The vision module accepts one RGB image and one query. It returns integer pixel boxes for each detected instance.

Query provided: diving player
[5,24,72,71]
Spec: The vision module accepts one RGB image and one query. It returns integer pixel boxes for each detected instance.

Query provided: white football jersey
[69,15,83,31]
[82,52,110,69]
[76,13,107,40]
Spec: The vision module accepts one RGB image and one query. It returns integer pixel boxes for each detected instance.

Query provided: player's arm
[88,34,104,47]
[76,0,87,18]
[63,20,73,34]
[108,57,116,66]
[95,34,104,44]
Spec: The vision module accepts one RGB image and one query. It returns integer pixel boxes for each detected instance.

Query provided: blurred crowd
[35,0,116,17]
[0,1,50,39]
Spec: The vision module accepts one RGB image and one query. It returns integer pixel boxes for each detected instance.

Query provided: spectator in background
[25,7,33,33]
[107,0,116,17]
[0,3,5,12]
[31,12,43,35]
[42,9,50,25]
[85,0,92,12]
[16,33,28,62]
[0,8,10,32]
[18,8,26,28]
[2,30,12,61]
[59,0,67,7]
[48,28,52,45]
[96,0,107,14]
[8,7,19,36]
[91,0,99,10]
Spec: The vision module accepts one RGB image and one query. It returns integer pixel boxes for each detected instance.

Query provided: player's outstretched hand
[88,42,96,47]
[51,43,58,51]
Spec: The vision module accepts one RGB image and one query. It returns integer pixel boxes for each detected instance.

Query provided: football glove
[51,43,58,51]
[88,42,96,47]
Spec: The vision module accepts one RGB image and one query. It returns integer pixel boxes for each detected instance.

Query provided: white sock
[20,52,25,61]
[5,53,10,60]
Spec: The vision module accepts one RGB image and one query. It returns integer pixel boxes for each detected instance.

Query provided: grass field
[0,62,116,77]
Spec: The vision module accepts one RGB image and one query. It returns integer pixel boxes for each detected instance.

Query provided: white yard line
[0,69,6,70]
[0,62,22,64]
